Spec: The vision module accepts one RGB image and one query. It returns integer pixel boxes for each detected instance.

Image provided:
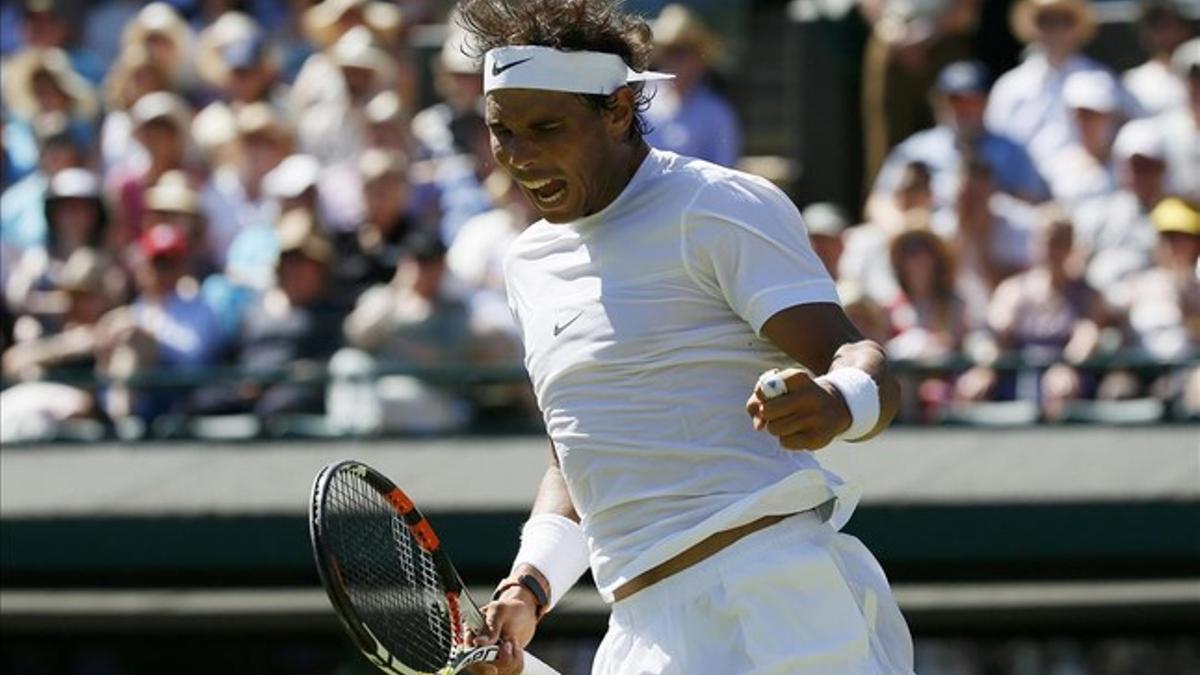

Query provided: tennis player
[458,1,915,673]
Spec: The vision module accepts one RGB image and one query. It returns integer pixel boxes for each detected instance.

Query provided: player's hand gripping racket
[309,460,560,675]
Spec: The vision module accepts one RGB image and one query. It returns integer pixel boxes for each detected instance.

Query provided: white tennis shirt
[504,149,859,601]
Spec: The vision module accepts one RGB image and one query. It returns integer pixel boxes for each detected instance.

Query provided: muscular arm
[759,302,901,442]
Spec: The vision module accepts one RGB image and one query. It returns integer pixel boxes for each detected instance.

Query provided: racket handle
[521,652,562,675]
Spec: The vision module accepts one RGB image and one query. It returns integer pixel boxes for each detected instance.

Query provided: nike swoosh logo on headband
[492,57,533,76]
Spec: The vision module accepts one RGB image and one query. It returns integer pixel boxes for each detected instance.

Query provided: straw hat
[121,2,193,59]
[146,170,201,216]
[195,12,278,89]
[1,47,98,120]
[653,4,724,64]
[235,102,293,145]
[1010,0,1097,46]
[330,26,396,85]
[130,91,193,133]
[303,0,402,49]
[276,208,332,264]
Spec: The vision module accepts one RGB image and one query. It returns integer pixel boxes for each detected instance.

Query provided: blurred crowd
[0,0,1196,442]
[834,0,1200,423]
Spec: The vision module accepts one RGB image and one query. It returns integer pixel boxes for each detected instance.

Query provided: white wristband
[816,367,880,441]
[513,513,590,611]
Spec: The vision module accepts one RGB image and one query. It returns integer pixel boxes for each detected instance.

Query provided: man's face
[1125,154,1166,204]
[1073,108,1115,159]
[1035,9,1079,56]
[1158,231,1200,273]
[139,120,185,167]
[486,88,630,224]
[944,92,986,136]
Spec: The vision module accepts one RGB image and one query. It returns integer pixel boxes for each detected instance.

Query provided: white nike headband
[483,45,673,96]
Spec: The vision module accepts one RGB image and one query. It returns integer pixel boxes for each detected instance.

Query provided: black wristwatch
[492,573,549,618]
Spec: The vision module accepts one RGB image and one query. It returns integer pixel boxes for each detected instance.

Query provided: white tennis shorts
[591,511,915,675]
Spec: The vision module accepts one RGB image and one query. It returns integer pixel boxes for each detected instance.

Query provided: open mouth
[522,178,568,208]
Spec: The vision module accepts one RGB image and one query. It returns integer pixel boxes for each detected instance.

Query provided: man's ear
[604,87,636,141]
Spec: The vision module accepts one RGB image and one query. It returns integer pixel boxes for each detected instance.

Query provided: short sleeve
[680,176,840,335]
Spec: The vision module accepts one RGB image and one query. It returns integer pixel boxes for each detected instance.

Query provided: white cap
[263,154,321,199]
[1113,118,1166,163]
[1062,70,1119,113]
[484,45,672,96]
[1173,37,1200,77]
[48,167,101,199]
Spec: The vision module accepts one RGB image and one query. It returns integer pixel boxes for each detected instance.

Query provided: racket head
[309,460,497,674]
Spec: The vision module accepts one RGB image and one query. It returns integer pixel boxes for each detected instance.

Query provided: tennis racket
[309,459,561,675]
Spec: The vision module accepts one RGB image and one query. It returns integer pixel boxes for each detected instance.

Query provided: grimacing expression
[486,88,634,224]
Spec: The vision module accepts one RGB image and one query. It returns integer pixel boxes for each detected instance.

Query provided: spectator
[1040,70,1122,215]
[841,161,935,304]
[118,2,197,97]
[100,44,172,173]
[331,148,424,298]
[292,0,402,111]
[934,152,1034,326]
[98,223,223,421]
[192,12,291,162]
[0,247,120,443]
[296,27,396,166]
[859,0,978,187]
[3,247,118,382]
[145,170,215,277]
[340,230,476,433]
[1099,197,1200,412]
[2,111,41,192]
[869,60,1047,223]
[447,170,535,358]
[1111,197,1200,362]
[344,230,475,366]
[986,0,1129,171]
[1,46,98,143]
[364,89,414,155]
[801,202,850,279]
[201,102,293,266]
[15,0,106,84]
[957,205,1113,420]
[1162,38,1200,202]
[1124,0,1194,117]
[5,167,111,317]
[109,91,195,252]
[412,16,484,160]
[1075,118,1168,296]
[886,224,969,362]
[0,116,86,266]
[189,208,343,417]
[263,152,322,218]
[644,4,741,167]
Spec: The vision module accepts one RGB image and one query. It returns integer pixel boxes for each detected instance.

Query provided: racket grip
[521,652,562,675]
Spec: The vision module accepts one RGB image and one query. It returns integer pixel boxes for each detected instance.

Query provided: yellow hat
[1151,198,1200,236]
[1011,0,1097,46]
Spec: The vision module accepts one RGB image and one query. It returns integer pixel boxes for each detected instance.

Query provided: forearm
[827,338,900,441]
[506,442,587,609]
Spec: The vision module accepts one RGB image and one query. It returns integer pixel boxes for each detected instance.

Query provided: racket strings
[325,472,455,670]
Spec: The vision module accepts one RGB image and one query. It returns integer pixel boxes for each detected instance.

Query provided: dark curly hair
[456,0,655,143]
